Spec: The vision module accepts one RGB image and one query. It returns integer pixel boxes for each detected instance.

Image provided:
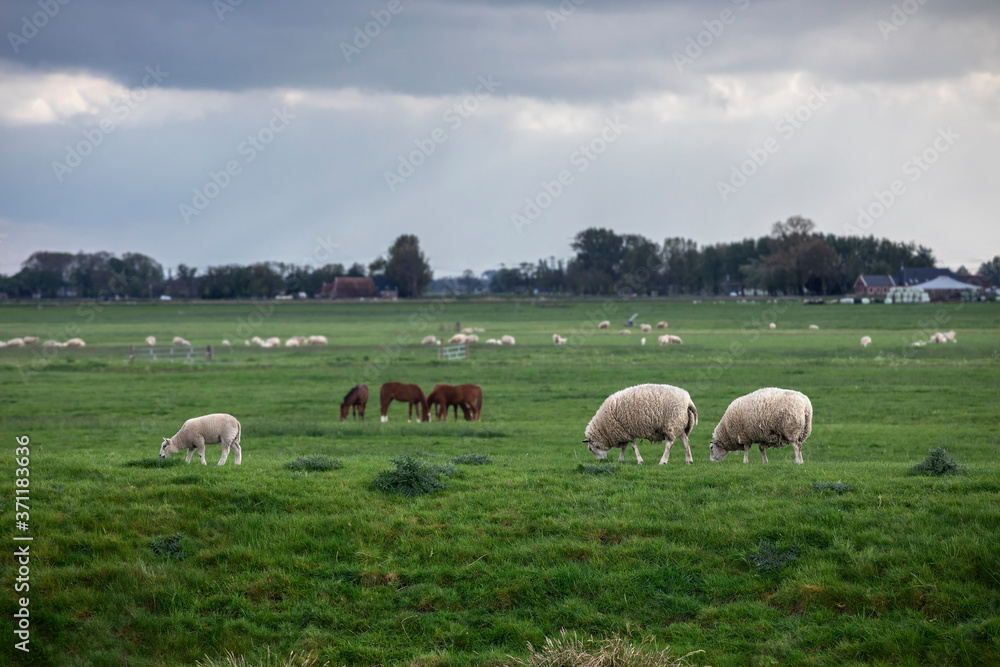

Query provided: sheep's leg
[793,442,803,464]
[618,446,626,462]
[630,440,644,465]
[185,448,195,464]
[659,438,673,465]
[743,444,750,464]
[232,442,242,465]
[760,445,768,464]
[197,442,207,465]
[681,433,693,464]
[218,443,230,466]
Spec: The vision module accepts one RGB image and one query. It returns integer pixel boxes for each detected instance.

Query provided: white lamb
[641,337,646,346]
[618,329,632,335]
[598,321,610,329]
[943,331,956,342]
[65,338,86,347]
[23,336,39,345]
[145,336,156,346]
[173,336,191,347]
[658,334,682,345]
[422,335,438,345]
[640,323,652,333]
[308,335,328,345]
[583,383,699,465]
[285,338,300,347]
[7,338,25,347]
[501,335,516,345]
[485,339,499,345]
[769,323,776,330]
[808,325,819,330]
[473,327,485,333]
[159,413,242,466]
[449,334,468,343]
[41,340,64,348]
[222,339,232,347]
[860,336,872,348]
[251,336,263,346]
[0,341,6,348]
[656,321,668,329]
[929,332,947,344]
[461,327,474,334]
[265,337,280,347]
[709,387,812,465]
[466,334,479,343]
[553,334,567,345]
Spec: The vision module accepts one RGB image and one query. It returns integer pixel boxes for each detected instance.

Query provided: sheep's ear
[581,439,590,444]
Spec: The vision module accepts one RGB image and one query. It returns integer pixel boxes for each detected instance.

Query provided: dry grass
[197,648,330,667]
[505,629,705,667]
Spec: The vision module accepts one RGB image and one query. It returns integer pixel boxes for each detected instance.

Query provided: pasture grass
[0,297,998,666]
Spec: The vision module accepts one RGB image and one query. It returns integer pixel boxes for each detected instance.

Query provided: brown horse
[379,382,429,422]
[340,384,368,421]
[427,383,482,421]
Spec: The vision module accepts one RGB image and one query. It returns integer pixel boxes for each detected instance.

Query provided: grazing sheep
[618,329,632,335]
[422,335,439,345]
[145,336,156,346]
[251,336,263,346]
[244,340,251,346]
[709,387,812,464]
[641,337,646,346]
[769,323,776,330]
[461,327,474,334]
[598,321,610,329]
[943,331,956,342]
[640,323,652,333]
[0,341,6,348]
[173,336,191,347]
[929,332,947,344]
[808,325,819,330]
[501,335,515,345]
[23,336,38,345]
[41,340,58,348]
[860,336,871,348]
[656,321,668,329]
[658,334,682,345]
[159,413,242,466]
[449,333,468,344]
[221,339,232,347]
[473,327,485,333]
[911,340,928,347]
[466,334,479,343]
[308,335,328,345]
[285,338,301,347]
[7,338,25,347]
[485,338,499,345]
[553,334,567,345]
[583,383,698,465]
[65,338,86,347]
[265,337,280,347]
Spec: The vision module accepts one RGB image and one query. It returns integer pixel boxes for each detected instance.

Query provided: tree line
[2,220,994,299]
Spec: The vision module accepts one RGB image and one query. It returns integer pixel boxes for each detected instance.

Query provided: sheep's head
[582,438,610,460]
[159,437,180,458]
[709,440,729,462]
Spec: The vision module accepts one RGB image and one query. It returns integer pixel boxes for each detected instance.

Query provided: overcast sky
[1,0,997,277]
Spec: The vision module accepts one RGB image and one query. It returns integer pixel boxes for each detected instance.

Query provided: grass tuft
[285,455,343,472]
[506,628,705,666]
[577,462,617,475]
[812,480,853,494]
[744,540,798,572]
[370,454,455,497]
[125,457,182,468]
[149,533,187,560]
[197,648,329,667]
[911,447,967,476]
[451,453,493,465]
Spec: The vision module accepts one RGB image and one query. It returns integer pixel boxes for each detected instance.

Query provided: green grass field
[1,297,998,666]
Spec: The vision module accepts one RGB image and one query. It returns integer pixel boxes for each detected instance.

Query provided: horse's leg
[381,397,390,422]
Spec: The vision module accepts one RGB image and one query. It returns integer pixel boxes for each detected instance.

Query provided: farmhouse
[893,266,958,287]
[853,274,895,296]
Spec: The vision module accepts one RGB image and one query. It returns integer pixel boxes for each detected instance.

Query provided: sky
[0,0,997,278]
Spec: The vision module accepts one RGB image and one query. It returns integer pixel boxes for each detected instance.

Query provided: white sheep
[41,340,64,348]
[641,337,646,346]
[911,340,928,347]
[466,334,479,343]
[422,335,438,345]
[308,335,328,345]
[285,338,300,347]
[709,387,812,464]
[929,332,947,344]
[251,336,263,346]
[656,321,668,329]
[221,339,232,347]
[598,321,610,329]
[618,329,632,335]
[860,336,871,348]
[461,327,474,334]
[65,338,86,347]
[485,338,499,345]
[0,341,6,348]
[583,383,698,465]
[145,336,156,346]
[159,413,242,466]
[640,323,652,333]
[769,323,776,330]
[553,334,567,344]
[265,337,280,347]
[473,327,485,333]
[808,325,819,330]
[7,338,25,347]
[449,333,468,343]
[943,331,956,342]
[173,336,191,347]
[658,334,682,345]
[501,335,515,345]
[23,336,38,345]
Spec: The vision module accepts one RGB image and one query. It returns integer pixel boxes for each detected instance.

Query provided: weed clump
[812,481,853,494]
[285,455,342,472]
[506,628,704,666]
[911,447,967,476]
[451,453,492,465]
[149,533,187,560]
[577,462,617,475]
[744,540,798,572]
[370,455,455,497]
[197,648,328,667]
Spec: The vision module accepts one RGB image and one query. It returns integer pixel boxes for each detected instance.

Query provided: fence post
[129,345,135,362]
[206,345,213,361]
[465,341,470,360]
